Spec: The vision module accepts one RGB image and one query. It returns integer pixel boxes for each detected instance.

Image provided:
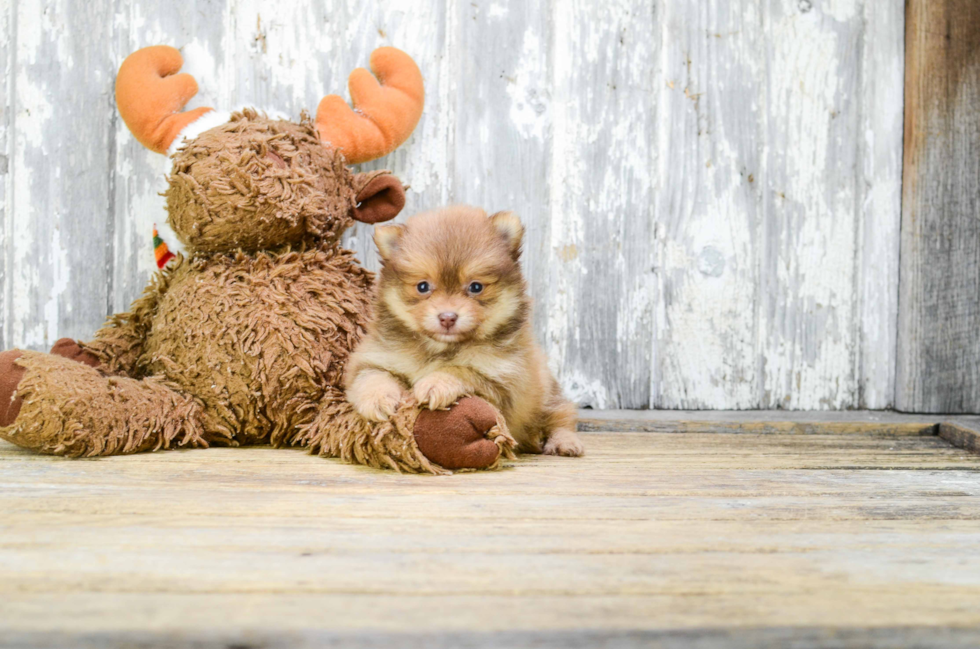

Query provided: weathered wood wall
[0,0,907,410]
[898,0,980,413]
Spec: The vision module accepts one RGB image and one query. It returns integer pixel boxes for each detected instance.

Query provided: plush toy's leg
[296,390,516,475]
[0,350,209,457]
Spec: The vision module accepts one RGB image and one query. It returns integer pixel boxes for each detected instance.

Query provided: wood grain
[654,0,764,409]
[0,1,909,410]
[940,418,980,454]
[898,0,980,413]
[577,408,939,435]
[545,0,658,408]
[4,0,116,350]
[857,0,905,409]
[2,428,979,646]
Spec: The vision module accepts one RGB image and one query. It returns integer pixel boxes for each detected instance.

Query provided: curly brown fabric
[293,391,449,475]
[0,351,210,457]
[166,110,356,253]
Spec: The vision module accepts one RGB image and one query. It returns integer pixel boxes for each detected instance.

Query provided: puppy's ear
[490,211,524,259]
[374,224,406,260]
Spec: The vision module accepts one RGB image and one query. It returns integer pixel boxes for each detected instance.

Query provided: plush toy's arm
[81,258,178,378]
[294,389,515,475]
[295,388,449,474]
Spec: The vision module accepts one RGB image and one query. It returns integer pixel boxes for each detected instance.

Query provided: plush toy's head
[115,45,424,253]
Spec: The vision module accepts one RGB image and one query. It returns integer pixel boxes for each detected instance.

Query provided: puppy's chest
[390,346,524,386]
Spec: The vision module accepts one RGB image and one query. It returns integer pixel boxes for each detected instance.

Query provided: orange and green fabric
[153,224,175,269]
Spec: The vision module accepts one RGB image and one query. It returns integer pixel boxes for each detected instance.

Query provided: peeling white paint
[506,31,549,140]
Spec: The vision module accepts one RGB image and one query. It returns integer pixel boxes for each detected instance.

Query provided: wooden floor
[3,416,980,648]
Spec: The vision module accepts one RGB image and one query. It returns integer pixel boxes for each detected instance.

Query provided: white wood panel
[546,0,658,408]
[0,0,908,410]
[761,0,867,409]
[5,0,115,350]
[656,0,903,409]
[653,0,766,409]
[856,0,903,409]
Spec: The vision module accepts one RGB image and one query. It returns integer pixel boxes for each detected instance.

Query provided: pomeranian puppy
[344,205,584,457]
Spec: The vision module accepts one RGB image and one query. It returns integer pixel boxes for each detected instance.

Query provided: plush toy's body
[0,46,515,474]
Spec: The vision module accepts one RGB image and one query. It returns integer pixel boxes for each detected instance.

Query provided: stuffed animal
[0,45,515,474]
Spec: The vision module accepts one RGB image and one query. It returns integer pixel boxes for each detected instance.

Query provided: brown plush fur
[85,243,373,447]
[0,111,508,474]
[345,205,582,456]
[6,351,210,456]
[167,110,356,253]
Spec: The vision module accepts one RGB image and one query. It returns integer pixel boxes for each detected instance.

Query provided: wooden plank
[940,418,980,454]
[4,0,115,350]
[1,430,980,645]
[577,409,939,435]
[654,0,765,409]
[546,0,657,408]
[898,0,980,412]
[7,624,980,649]
[760,0,871,409]
[451,0,553,339]
[654,0,905,410]
[856,0,904,408]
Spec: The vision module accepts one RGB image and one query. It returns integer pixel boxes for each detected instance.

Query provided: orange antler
[115,45,213,154]
[316,47,425,164]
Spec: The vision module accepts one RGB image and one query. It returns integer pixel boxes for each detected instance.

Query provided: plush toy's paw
[413,372,467,410]
[543,428,586,457]
[348,371,404,422]
[50,338,101,368]
[413,396,516,471]
[0,350,26,428]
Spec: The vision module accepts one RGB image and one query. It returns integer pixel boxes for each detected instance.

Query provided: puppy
[344,205,584,457]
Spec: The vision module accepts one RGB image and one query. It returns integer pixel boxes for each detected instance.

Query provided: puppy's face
[374,206,528,345]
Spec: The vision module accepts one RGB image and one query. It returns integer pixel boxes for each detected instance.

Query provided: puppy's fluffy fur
[345,205,583,457]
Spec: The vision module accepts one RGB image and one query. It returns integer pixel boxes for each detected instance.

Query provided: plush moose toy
[0,45,514,474]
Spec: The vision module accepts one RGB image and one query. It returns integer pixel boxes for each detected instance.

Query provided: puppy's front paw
[543,428,585,457]
[413,373,467,410]
[348,372,404,422]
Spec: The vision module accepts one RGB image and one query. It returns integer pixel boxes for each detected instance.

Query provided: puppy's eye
[416,281,431,294]
[468,282,484,295]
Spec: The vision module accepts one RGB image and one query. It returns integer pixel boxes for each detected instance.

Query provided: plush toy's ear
[352,171,406,224]
[490,211,524,259]
[115,45,215,154]
[317,47,425,164]
[374,224,406,260]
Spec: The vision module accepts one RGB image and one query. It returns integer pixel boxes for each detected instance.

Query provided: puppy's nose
[438,312,459,329]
